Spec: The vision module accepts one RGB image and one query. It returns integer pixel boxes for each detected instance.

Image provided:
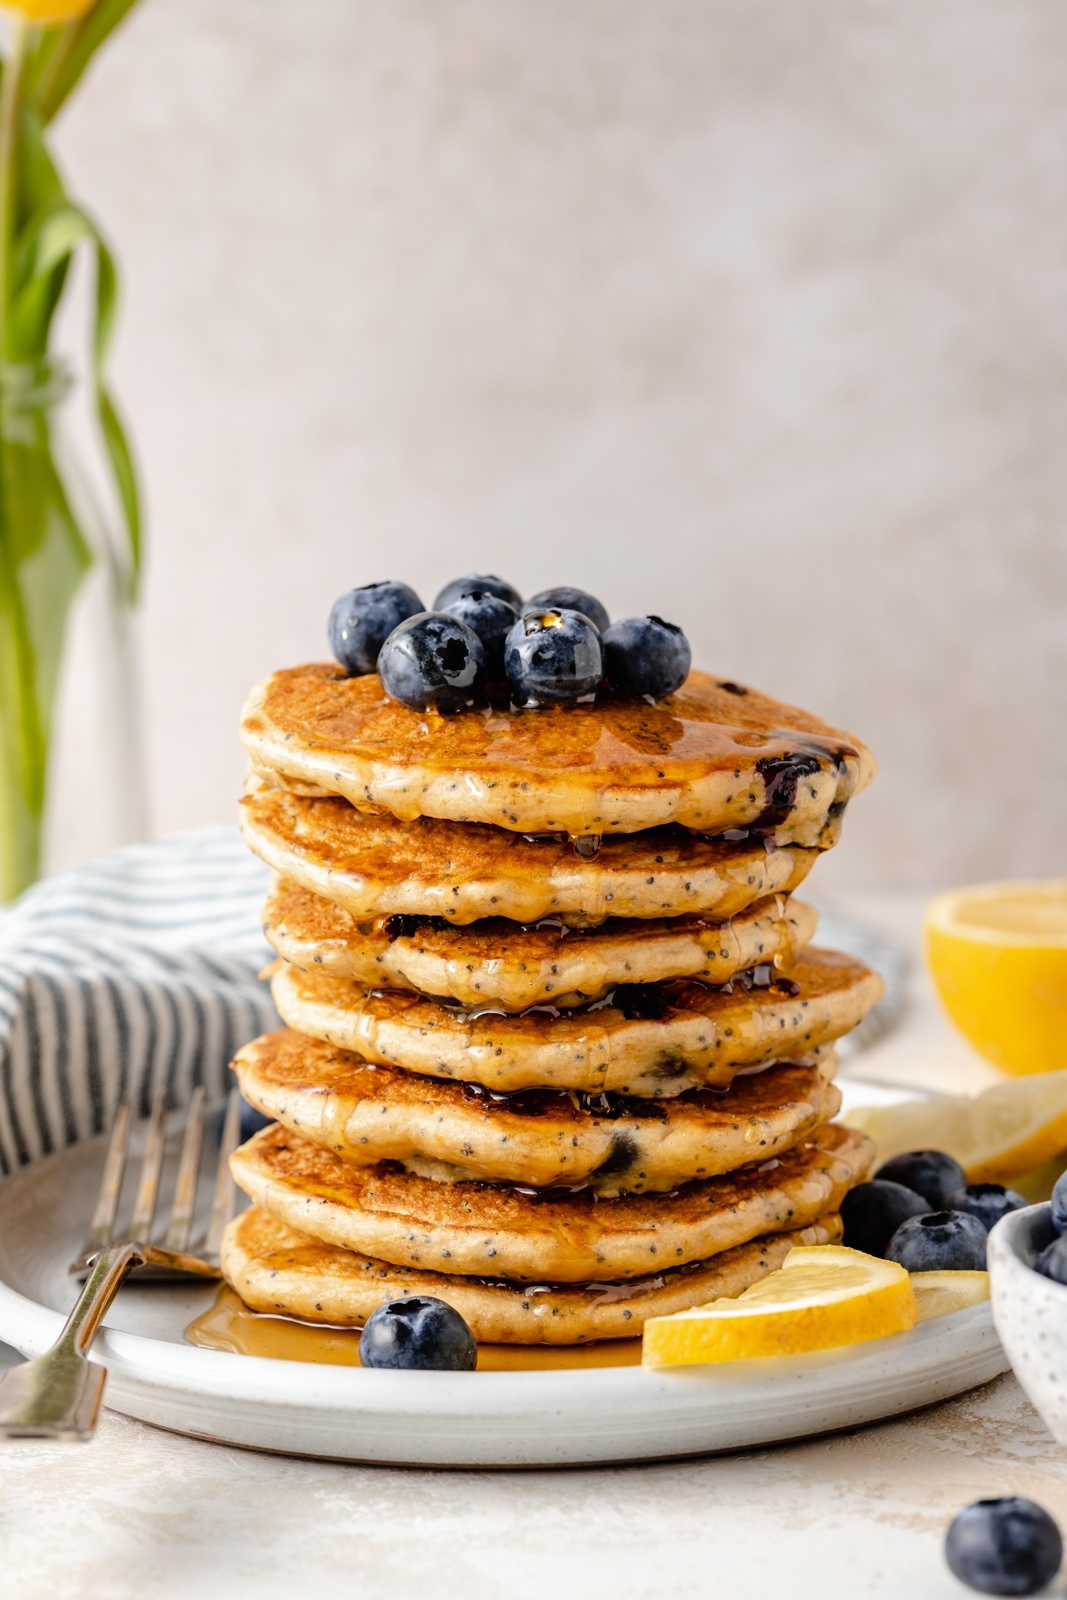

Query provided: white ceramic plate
[0,1086,1008,1468]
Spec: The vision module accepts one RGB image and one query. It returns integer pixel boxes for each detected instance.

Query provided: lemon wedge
[843,1071,1067,1182]
[641,1245,917,1367]
[910,1270,990,1321]
[926,881,1067,1076]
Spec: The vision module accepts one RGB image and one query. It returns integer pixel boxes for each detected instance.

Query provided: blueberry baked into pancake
[222,576,880,1348]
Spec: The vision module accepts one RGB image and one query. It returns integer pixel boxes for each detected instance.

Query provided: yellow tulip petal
[6,0,97,20]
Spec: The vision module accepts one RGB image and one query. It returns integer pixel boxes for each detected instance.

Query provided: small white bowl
[988,1203,1067,1443]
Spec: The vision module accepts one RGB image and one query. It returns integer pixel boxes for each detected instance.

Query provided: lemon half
[641,1245,917,1366]
[926,881,1067,1076]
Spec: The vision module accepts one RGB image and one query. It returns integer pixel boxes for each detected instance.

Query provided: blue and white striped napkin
[0,827,277,1175]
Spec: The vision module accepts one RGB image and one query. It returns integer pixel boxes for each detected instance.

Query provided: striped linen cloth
[0,826,277,1175]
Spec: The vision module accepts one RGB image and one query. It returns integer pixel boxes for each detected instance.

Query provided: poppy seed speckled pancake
[240,784,819,927]
[233,1029,842,1195]
[270,947,883,1097]
[241,664,875,844]
[220,1206,844,1344]
[229,1120,873,1282]
[262,879,818,1009]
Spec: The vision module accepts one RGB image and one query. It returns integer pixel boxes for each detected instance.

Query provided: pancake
[241,664,875,844]
[229,1120,872,1282]
[221,1205,844,1344]
[271,946,884,1097]
[233,1029,842,1195]
[263,880,819,1009]
[241,784,819,927]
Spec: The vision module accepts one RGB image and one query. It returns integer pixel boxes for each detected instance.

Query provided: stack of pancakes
[221,662,882,1345]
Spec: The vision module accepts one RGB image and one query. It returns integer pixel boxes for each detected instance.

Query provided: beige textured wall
[49,0,1067,889]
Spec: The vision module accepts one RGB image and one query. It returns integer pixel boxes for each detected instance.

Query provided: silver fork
[69,1084,242,1282]
[0,1086,244,1440]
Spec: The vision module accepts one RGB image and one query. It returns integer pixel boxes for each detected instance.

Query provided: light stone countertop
[2,892,1064,1600]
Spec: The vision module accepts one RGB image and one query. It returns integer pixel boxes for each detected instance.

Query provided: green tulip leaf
[0,6,144,897]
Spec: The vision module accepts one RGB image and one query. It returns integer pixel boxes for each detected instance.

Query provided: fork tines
[69,1086,243,1281]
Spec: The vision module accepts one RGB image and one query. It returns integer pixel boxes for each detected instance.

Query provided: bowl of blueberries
[985,1170,1067,1452]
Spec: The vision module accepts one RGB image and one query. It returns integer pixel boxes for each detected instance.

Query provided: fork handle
[0,1241,148,1440]
[60,1240,147,1358]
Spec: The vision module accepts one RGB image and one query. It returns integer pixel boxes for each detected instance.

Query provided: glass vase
[0,359,146,900]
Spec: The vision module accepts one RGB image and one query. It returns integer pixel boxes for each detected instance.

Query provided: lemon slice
[910,1270,990,1321]
[926,881,1067,1076]
[843,1071,1067,1182]
[641,1245,916,1367]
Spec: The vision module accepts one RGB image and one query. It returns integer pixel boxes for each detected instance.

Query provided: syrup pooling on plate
[185,1286,643,1368]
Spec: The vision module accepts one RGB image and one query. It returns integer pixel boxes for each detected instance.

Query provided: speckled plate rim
[0,1119,1008,1468]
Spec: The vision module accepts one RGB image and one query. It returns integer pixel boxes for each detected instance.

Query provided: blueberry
[601,615,691,700]
[433,573,522,612]
[876,1149,967,1210]
[840,1180,930,1258]
[1050,1169,1067,1233]
[504,608,603,707]
[946,1183,1027,1234]
[377,613,486,713]
[442,588,519,693]
[359,1295,477,1371]
[1034,1235,1067,1286]
[328,581,424,675]
[885,1209,989,1271]
[945,1498,1062,1596]
[527,586,609,634]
